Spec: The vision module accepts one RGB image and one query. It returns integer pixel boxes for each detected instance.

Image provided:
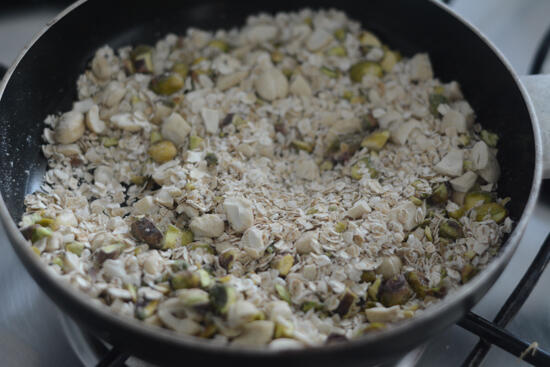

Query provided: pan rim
[0,0,543,360]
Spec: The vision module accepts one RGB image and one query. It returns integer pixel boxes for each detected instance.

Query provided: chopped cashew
[434,148,464,177]
[450,171,478,192]
[190,214,225,238]
[224,197,254,233]
[161,112,191,146]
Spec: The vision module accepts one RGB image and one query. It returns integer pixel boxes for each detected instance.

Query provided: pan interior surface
[0,0,537,365]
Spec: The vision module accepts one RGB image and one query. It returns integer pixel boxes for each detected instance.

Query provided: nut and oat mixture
[21,9,513,348]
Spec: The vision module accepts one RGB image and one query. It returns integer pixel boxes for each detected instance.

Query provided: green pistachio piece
[96,243,124,263]
[410,196,424,206]
[197,269,214,289]
[361,130,390,151]
[405,271,428,299]
[448,207,465,220]
[429,183,449,205]
[358,31,381,47]
[458,134,471,147]
[270,50,284,63]
[362,114,379,132]
[172,62,189,79]
[320,66,339,78]
[136,299,158,320]
[334,221,347,233]
[149,73,184,95]
[209,284,236,314]
[130,176,146,186]
[439,220,463,240]
[170,259,189,272]
[130,45,154,74]
[361,270,377,283]
[327,45,347,57]
[163,225,182,249]
[52,256,64,268]
[464,191,493,211]
[291,140,314,153]
[379,275,413,307]
[333,290,357,318]
[461,264,478,284]
[275,284,292,304]
[319,160,333,171]
[171,270,200,290]
[148,140,177,163]
[480,129,499,147]
[274,320,294,339]
[380,48,401,72]
[150,130,162,144]
[428,93,448,116]
[219,249,238,271]
[424,226,433,242]
[207,39,229,53]
[362,322,387,333]
[334,28,347,42]
[367,277,381,301]
[31,225,53,243]
[205,152,218,167]
[189,135,203,150]
[350,61,383,82]
[272,254,294,276]
[102,137,118,147]
[181,229,194,246]
[301,301,324,312]
[66,242,84,256]
[475,203,508,223]
[131,218,163,248]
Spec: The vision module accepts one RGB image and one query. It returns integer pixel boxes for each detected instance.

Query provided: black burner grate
[94,234,550,367]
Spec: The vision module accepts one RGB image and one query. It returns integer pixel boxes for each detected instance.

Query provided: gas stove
[2,1,550,366]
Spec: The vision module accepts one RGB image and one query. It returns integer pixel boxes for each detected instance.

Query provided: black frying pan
[0,0,545,366]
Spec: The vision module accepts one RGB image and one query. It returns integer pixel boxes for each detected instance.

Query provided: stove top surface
[2,1,550,366]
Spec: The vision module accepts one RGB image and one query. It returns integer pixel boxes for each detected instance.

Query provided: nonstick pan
[0,0,549,365]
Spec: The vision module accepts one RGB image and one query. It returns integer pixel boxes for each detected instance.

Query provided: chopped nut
[148,140,177,163]
[161,112,191,146]
[55,111,85,144]
[333,290,357,318]
[171,271,200,290]
[209,284,236,314]
[480,129,499,147]
[475,203,507,223]
[189,135,203,150]
[131,218,163,248]
[208,39,229,52]
[205,153,218,167]
[379,275,412,307]
[275,284,292,304]
[349,61,383,82]
[219,248,238,271]
[272,254,294,276]
[254,68,289,101]
[189,214,225,238]
[461,264,478,284]
[439,220,463,240]
[464,191,493,211]
[327,45,347,57]
[429,183,449,205]
[163,225,182,249]
[149,73,184,95]
[130,45,153,74]
[361,130,390,151]
[376,255,402,280]
[291,140,314,153]
[172,62,189,79]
